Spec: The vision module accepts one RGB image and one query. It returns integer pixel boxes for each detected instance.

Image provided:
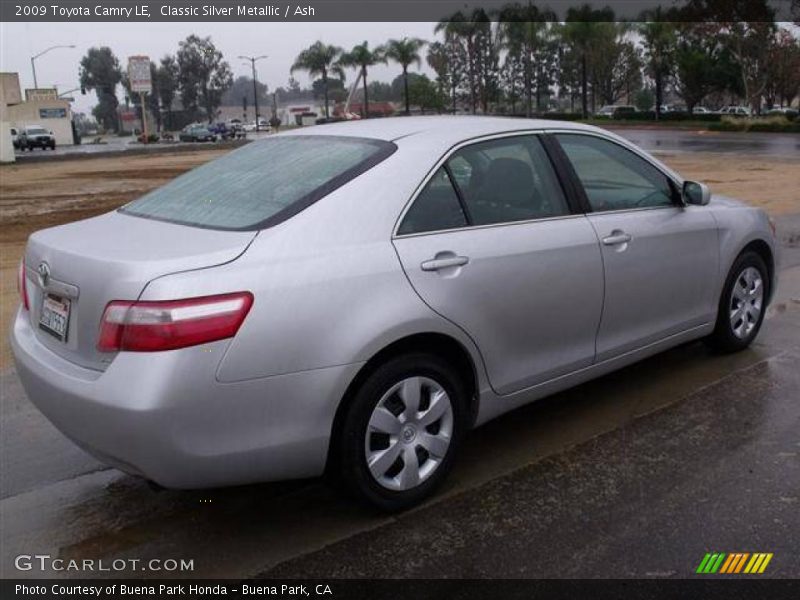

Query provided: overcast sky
[0,21,439,113]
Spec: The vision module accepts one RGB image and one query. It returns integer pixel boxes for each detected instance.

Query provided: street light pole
[31,45,76,89]
[238,55,267,132]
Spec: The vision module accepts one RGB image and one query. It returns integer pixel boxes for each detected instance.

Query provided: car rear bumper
[10,307,362,488]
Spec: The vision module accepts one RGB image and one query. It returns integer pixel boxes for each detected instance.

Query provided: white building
[1,72,75,162]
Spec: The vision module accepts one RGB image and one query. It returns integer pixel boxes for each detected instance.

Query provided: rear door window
[121,136,396,230]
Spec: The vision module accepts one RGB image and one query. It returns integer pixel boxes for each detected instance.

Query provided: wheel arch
[325,332,480,476]
[739,238,775,303]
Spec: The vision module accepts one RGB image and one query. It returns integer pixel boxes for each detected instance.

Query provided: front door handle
[421,255,470,271]
[602,231,633,246]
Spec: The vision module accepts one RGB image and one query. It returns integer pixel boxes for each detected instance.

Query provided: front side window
[122,135,395,230]
[555,134,676,212]
[398,134,568,235]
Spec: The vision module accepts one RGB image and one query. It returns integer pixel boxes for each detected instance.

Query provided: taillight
[17,259,29,311]
[97,292,253,352]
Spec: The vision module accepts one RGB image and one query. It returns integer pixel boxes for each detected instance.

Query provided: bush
[708,115,800,133]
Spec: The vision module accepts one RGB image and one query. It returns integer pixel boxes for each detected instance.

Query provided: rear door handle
[602,232,632,246]
[421,256,470,271]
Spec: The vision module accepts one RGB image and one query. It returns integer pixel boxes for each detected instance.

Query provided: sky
[0,21,439,113]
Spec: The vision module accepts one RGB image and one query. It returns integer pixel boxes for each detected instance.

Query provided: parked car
[179,125,216,142]
[720,106,751,116]
[208,122,238,140]
[11,118,778,510]
[17,125,56,151]
[692,106,713,115]
[10,127,19,149]
[766,107,798,119]
[243,119,270,132]
[596,105,636,118]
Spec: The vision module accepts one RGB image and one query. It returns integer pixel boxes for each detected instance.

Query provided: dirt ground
[1,148,798,369]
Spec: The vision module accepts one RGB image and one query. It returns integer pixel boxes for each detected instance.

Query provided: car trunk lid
[23,211,257,371]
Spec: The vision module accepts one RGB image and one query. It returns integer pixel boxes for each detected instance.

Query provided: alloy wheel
[730,266,764,339]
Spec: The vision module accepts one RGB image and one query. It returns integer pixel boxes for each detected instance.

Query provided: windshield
[27,128,48,134]
[121,135,396,230]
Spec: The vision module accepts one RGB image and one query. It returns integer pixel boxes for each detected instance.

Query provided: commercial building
[1,72,74,162]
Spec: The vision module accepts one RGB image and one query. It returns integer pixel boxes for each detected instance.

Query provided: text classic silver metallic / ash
[12,117,779,510]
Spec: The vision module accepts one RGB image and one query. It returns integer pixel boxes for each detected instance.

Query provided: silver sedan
[11,117,779,510]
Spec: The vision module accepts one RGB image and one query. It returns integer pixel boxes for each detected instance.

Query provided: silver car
[11,117,778,510]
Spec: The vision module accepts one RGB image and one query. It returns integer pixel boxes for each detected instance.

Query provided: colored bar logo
[696,552,773,574]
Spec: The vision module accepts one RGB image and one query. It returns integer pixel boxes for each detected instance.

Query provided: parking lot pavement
[1,265,799,579]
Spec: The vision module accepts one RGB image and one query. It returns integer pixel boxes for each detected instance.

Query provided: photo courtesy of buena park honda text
[0,0,798,598]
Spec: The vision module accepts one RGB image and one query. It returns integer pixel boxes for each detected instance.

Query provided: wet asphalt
[1,216,799,580]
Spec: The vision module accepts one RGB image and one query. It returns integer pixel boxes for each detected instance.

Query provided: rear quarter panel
[138,146,490,388]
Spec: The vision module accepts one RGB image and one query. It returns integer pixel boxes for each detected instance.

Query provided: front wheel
[706,251,769,353]
[337,353,468,511]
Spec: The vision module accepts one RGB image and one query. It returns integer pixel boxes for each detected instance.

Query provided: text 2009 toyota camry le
[12,117,779,510]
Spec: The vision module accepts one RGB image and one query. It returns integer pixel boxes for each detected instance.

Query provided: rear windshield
[121,135,396,230]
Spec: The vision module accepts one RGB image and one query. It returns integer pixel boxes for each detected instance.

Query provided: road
[1,218,799,579]
[12,127,799,161]
[610,127,800,158]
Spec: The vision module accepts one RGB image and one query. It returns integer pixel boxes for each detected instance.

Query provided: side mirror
[683,180,710,206]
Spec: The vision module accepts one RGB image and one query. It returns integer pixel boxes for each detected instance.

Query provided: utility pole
[238,54,267,132]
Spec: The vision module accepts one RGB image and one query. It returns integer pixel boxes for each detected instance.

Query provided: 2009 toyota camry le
[12,117,779,510]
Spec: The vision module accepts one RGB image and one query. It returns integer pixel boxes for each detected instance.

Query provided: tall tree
[436,13,479,113]
[155,55,179,130]
[765,28,800,108]
[176,35,233,123]
[221,76,269,106]
[562,6,615,117]
[78,46,122,131]
[338,41,386,117]
[291,41,344,119]
[427,40,464,113]
[638,14,677,119]
[383,37,427,114]
[499,3,557,116]
[673,23,721,113]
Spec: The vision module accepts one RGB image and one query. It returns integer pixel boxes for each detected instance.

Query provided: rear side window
[398,134,569,235]
[121,136,395,230]
[397,168,467,235]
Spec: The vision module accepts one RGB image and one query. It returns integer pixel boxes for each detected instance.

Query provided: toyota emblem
[37,262,50,287]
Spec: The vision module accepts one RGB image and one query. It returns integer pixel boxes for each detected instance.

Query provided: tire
[705,251,769,353]
[337,353,468,511]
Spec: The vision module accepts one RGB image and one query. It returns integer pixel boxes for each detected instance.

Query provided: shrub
[708,115,800,133]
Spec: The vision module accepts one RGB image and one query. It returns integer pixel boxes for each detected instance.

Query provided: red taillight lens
[97,292,253,352]
[17,260,29,311]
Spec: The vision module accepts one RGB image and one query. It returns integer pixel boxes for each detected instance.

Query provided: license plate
[39,294,71,342]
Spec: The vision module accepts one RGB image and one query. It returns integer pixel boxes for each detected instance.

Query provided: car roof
[279,115,602,144]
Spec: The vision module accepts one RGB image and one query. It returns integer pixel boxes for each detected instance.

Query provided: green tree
[382,37,427,114]
[673,24,720,113]
[562,6,615,117]
[338,41,385,117]
[408,74,444,114]
[221,75,269,107]
[78,46,122,131]
[427,40,464,113]
[156,55,179,130]
[638,15,677,119]
[291,41,345,119]
[499,3,557,116]
[176,35,233,123]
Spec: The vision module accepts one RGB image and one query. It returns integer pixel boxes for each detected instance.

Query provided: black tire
[337,353,468,511]
[705,250,769,353]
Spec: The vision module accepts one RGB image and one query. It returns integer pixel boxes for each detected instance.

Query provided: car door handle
[602,232,632,246]
[421,256,470,271]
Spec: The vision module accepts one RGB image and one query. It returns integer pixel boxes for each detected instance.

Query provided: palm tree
[291,41,344,119]
[338,41,385,118]
[383,37,427,114]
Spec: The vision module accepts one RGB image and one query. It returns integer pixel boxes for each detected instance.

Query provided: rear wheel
[338,353,468,511]
[706,251,769,353]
